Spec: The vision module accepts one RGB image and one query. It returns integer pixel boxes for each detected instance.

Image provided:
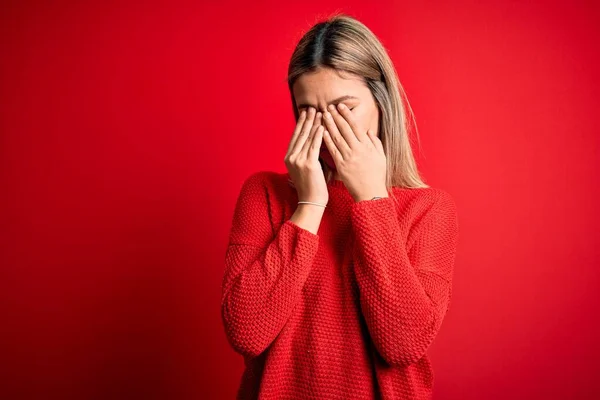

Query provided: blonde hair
[287,13,429,196]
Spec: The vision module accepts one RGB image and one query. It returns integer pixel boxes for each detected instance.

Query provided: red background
[1,1,599,399]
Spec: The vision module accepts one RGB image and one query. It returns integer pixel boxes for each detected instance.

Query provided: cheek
[350,110,368,134]
[369,110,380,135]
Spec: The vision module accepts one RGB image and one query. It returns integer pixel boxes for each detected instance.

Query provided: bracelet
[298,197,381,208]
[297,201,326,208]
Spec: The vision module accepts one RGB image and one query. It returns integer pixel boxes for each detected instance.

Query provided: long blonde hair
[287,13,429,195]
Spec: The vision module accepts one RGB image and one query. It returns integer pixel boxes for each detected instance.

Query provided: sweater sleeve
[350,190,458,367]
[221,171,320,358]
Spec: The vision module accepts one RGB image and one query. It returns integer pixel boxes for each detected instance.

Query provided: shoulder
[236,170,294,214]
[239,170,292,192]
[235,171,293,229]
[238,170,288,190]
[418,187,456,215]
[392,187,458,248]
[390,186,458,238]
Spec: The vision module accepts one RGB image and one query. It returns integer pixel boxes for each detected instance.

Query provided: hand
[321,103,388,202]
[284,107,328,207]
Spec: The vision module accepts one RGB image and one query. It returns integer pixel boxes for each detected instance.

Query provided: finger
[364,129,377,149]
[309,111,323,138]
[327,104,360,148]
[322,129,342,164]
[300,112,321,156]
[307,125,324,163]
[335,103,369,143]
[369,130,385,154]
[297,109,319,156]
[287,109,307,153]
[292,107,316,155]
[323,110,351,159]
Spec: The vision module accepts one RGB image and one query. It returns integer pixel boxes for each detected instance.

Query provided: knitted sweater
[221,170,459,399]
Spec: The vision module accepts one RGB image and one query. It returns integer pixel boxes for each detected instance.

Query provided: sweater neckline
[327,178,346,188]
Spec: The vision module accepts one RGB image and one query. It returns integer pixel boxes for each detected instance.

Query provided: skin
[292,67,389,202]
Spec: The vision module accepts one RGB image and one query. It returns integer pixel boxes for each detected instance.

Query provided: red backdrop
[1,1,599,398]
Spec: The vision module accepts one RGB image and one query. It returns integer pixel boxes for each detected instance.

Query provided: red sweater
[221,170,459,399]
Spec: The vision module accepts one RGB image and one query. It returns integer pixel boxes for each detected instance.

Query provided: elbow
[376,317,439,368]
[224,331,266,359]
[378,343,430,368]
[221,302,268,359]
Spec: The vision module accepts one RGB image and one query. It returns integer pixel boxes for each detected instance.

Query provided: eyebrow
[297,95,359,110]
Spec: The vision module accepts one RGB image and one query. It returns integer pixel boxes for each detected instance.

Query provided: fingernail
[337,103,345,110]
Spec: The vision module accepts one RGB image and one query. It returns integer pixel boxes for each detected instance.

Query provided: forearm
[222,219,320,357]
[350,194,458,367]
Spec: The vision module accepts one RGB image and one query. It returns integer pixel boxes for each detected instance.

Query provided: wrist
[296,203,327,213]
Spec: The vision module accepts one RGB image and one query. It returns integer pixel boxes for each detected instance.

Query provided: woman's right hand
[284,107,328,207]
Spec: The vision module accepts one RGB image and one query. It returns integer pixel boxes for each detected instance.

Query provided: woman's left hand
[322,103,388,202]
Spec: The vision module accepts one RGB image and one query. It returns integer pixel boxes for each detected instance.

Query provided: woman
[221,13,459,400]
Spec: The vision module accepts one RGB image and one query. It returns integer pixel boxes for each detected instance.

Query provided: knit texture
[221,170,459,399]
